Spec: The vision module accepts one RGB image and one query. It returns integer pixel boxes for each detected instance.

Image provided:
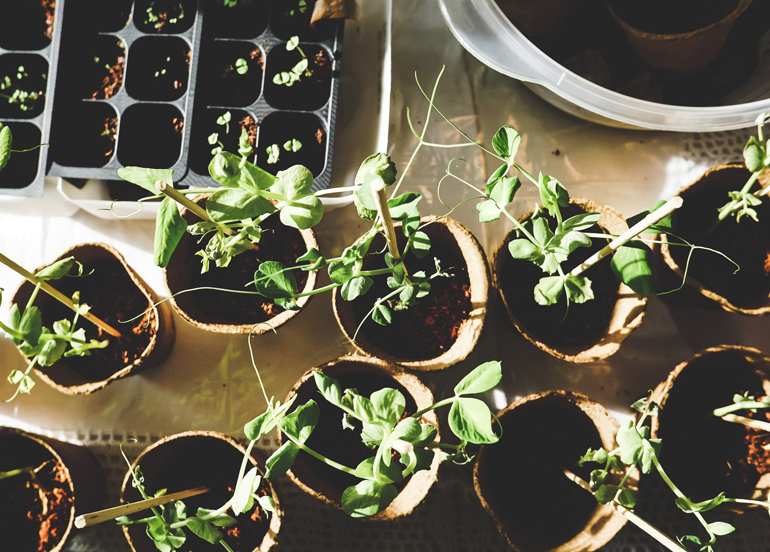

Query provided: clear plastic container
[437,0,770,131]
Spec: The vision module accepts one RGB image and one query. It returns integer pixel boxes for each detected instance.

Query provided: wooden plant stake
[75,486,209,529]
[564,469,683,552]
[571,196,683,278]
[721,413,770,433]
[370,179,405,272]
[0,251,122,338]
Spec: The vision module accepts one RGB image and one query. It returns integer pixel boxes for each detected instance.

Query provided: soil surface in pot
[35,258,155,382]
[350,234,472,361]
[185,214,309,324]
[135,0,197,34]
[657,349,767,500]
[505,0,770,106]
[270,1,336,42]
[499,205,617,349]
[0,0,55,50]
[256,112,326,177]
[291,369,418,495]
[127,438,270,552]
[90,41,125,100]
[668,167,770,310]
[264,44,332,111]
[482,395,603,551]
[0,434,73,552]
[205,0,269,39]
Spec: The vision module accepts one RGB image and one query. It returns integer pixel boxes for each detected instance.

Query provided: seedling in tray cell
[0,256,119,402]
[285,0,308,16]
[265,139,302,165]
[271,37,310,87]
[0,122,47,176]
[0,65,45,117]
[137,0,196,34]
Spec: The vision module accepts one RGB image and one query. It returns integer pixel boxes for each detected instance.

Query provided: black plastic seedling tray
[44,0,344,195]
[0,1,63,196]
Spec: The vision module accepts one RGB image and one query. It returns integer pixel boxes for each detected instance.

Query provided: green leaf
[548,231,591,258]
[354,457,375,478]
[18,306,42,345]
[610,242,655,295]
[264,441,300,479]
[195,508,237,527]
[409,231,431,258]
[36,336,67,366]
[272,165,315,199]
[154,197,188,268]
[117,167,174,195]
[281,195,324,230]
[578,447,608,466]
[626,201,676,234]
[491,126,521,162]
[744,136,765,173]
[341,479,398,518]
[244,397,297,440]
[314,371,343,406]
[280,400,319,444]
[371,388,405,426]
[616,420,643,466]
[533,275,564,306]
[186,518,222,544]
[372,302,392,325]
[355,153,397,187]
[595,485,619,504]
[206,189,275,222]
[617,488,637,509]
[35,257,77,281]
[561,213,602,233]
[341,275,373,301]
[328,258,357,285]
[448,397,498,444]
[564,275,594,304]
[209,152,277,192]
[454,361,502,396]
[708,521,735,536]
[254,261,297,299]
[387,193,421,219]
[0,124,11,171]
[391,417,422,442]
[508,239,543,263]
[675,493,725,514]
[297,248,326,271]
[233,467,260,514]
[539,174,569,217]
[532,217,554,247]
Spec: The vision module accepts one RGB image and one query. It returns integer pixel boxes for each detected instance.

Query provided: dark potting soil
[128,438,270,552]
[126,37,191,102]
[187,214,309,324]
[205,0,269,39]
[510,0,770,106]
[90,40,125,100]
[190,109,258,175]
[256,112,326,177]
[668,167,770,310]
[350,234,472,361]
[0,53,48,120]
[117,104,184,168]
[610,0,738,35]
[134,0,197,34]
[202,43,264,107]
[34,258,155,382]
[293,370,419,494]
[482,395,602,551]
[656,348,766,501]
[66,0,132,32]
[270,0,336,42]
[0,0,54,50]
[0,434,73,552]
[499,206,618,349]
[743,407,770,477]
[264,45,333,111]
[51,104,118,167]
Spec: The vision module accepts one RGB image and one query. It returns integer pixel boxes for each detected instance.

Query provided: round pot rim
[607,0,752,41]
[659,163,770,315]
[473,390,627,552]
[10,241,172,395]
[332,215,490,371]
[492,197,648,363]
[120,430,282,552]
[163,193,319,334]
[0,426,76,552]
[278,354,442,521]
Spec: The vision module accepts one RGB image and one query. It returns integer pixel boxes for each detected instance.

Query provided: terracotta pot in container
[333,216,489,371]
[650,345,770,502]
[658,163,770,315]
[121,430,281,552]
[493,198,647,363]
[163,194,318,334]
[474,390,626,552]
[11,242,175,395]
[607,0,753,74]
[0,427,105,552]
[279,355,441,520]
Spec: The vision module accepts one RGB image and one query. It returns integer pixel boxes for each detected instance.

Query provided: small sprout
[286,36,300,51]
[283,139,302,153]
[235,58,249,75]
[266,144,281,164]
[207,133,219,146]
[273,37,311,88]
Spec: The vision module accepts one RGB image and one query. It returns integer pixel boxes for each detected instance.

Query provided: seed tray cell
[16,0,344,195]
[0,0,62,196]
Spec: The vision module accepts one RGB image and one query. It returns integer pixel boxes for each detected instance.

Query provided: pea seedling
[0,65,44,113]
[0,256,118,402]
[272,37,310,87]
[265,139,302,165]
[713,393,770,433]
[575,393,770,552]
[0,123,48,173]
[286,0,308,16]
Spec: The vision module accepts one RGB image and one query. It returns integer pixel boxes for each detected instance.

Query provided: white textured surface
[0,0,769,551]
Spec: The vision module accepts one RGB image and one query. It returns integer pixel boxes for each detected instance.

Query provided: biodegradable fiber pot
[121,430,281,552]
[278,355,441,520]
[650,345,770,502]
[11,242,175,395]
[493,198,647,363]
[659,163,770,315]
[163,194,318,334]
[0,427,105,552]
[607,0,753,74]
[333,216,490,371]
[474,390,627,552]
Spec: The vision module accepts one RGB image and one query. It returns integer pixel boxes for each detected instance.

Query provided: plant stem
[570,196,683,277]
[0,251,122,338]
[411,397,456,420]
[564,469,684,552]
[713,401,770,418]
[721,413,770,433]
[284,434,357,476]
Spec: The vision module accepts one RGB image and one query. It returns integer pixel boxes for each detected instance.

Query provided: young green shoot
[1,256,112,401]
[0,65,45,112]
[266,139,302,165]
[0,122,48,173]
[272,36,310,87]
[713,393,770,432]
